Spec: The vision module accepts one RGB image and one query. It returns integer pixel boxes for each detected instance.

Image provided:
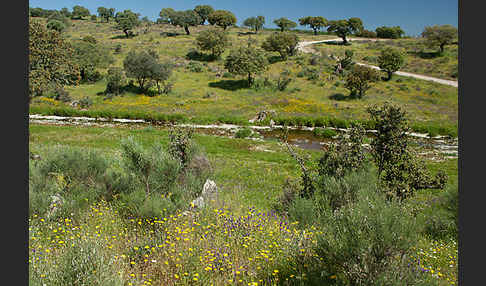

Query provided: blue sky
[29,0,458,36]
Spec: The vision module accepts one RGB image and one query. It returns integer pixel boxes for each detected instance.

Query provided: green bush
[235,127,252,138]
[316,188,425,285]
[30,238,123,286]
[421,182,458,240]
[313,127,337,138]
[186,61,204,73]
[79,96,93,108]
[287,197,318,228]
[314,164,377,212]
[29,146,111,218]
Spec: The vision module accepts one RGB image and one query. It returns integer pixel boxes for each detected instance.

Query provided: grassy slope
[315,38,458,80]
[29,123,457,213]
[29,18,458,135]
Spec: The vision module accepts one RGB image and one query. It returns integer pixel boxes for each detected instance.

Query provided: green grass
[29,18,458,137]
[29,122,458,285]
[315,38,458,80]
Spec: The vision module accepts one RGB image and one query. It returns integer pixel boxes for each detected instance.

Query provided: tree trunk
[440,43,445,54]
[280,27,284,32]
[223,25,227,30]
[248,73,252,86]
[184,26,190,35]
[387,71,393,81]
[124,29,129,38]
[342,36,348,45]
[313,28,317,35]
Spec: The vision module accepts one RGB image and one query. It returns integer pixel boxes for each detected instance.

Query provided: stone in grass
[47,194,64,218]
[202,179,218,201]
[190,179,218,209]
[191,196,205,209]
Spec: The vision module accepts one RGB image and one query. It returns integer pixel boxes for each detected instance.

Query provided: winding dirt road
[297,38,458,88]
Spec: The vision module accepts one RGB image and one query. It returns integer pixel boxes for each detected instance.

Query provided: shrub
[46,19,66,33]
[313,127,337,138]
[317,123,367,178]
[105,67,126,96]
[120,137,181,198]
[309,55,320,66]
[48,87,72,102]
[114,43,122,54]
[167,127,198,169]
[81,35,97,44]
[30,238,123,286]
[314,164,377,212]
[29,146,110,218]
[275,70,292,91]
[186,61,204,72]
[316,188,425,285]
[79,96,93,108]
[367,103,447,199]
[344,65,380,98]
[234,127,252,138]
[287,197,318,228]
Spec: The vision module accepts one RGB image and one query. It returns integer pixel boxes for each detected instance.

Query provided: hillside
[29,18,458,136]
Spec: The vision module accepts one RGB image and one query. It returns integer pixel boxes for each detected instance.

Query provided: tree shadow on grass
[208,79,249,91]
[110,33,137,40]
[322,40,351,46]
[407,50,441,59]
[185,50,218,62]
[237,31,257,36]
[160,32,182,37]
[329,93,359,101]
[268,55,285,64]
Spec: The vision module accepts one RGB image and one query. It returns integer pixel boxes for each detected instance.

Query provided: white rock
[191,197,205,208]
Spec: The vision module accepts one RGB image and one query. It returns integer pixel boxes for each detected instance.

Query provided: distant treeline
[29,5,413,39]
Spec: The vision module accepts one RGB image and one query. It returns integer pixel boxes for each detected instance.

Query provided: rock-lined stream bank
[29,114,458,161]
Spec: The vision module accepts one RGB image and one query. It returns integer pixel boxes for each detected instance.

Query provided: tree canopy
[375,26,404,39]
[71,39,114,82]
[344,65,380,98]
[261,32,299,60]
[170,10,202,35]
[377,48,405,80]
[29,20,80,100]
[71,5,90,19]
[208,10,237,30]
[273,18,297,32]
[224,45,268,86]
[97,7,115,22]
[299,16,328,35]
[196,28,230,58]
[158,8,176,24]
[421,25,458,54]
[115,10,141,38]
[194,5,214,25]
[46,19,66,33]
[243,16,265,33]
[327,17,364,44]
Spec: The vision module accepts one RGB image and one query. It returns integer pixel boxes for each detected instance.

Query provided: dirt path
[297,38,458,88]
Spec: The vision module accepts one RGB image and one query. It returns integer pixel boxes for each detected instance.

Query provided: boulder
[47,194,64,218]
[191,196,205,209]
[202,179,218,201]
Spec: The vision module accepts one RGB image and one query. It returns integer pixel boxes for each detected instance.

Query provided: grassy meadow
[29,123,458,285]
[29,14,459,286]
[29,18,458,136]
